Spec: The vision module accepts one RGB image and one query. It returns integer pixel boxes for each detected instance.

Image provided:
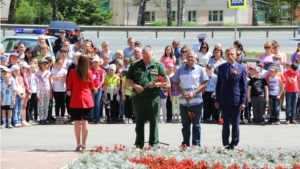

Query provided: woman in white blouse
[196,42,212,65]
[207,48,226,69]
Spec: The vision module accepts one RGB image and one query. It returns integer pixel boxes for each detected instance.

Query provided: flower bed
[67,145,300,169]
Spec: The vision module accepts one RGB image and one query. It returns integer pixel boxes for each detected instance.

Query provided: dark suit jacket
[216,62,247,107]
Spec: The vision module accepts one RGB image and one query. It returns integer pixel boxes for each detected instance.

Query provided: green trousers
[132,95,160,148]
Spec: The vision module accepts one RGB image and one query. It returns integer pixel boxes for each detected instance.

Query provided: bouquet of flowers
[130,76,164,99]
[180,83,196,119]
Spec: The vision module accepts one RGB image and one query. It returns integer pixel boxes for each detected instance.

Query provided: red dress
[66,69,95,108]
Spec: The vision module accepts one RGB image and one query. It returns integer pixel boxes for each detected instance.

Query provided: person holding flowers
[126,46,168,148]
[172,50,208,147]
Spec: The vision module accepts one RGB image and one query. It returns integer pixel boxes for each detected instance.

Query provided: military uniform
[126,59,167,148]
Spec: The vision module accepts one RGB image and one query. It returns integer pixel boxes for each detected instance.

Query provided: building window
[188,11,196,22]
[209,10,223,22]
[172,11,176,21]
[145,11,155,22]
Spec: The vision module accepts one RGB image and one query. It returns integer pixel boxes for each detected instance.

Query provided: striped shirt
[171,64,208,106]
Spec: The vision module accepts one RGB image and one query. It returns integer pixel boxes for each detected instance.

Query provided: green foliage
[224,23,241,26]
[58,0,113,25]
[14,0,36,24]
[151,20,202,26]
[12,0,112,25]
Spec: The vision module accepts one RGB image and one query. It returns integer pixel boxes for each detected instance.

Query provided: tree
[177,0,181,26]
[52,0,58,21]
[8,0,15,23]
[14,0,36,24]
[137,0,146,26]
[286,0,300,25]
[180,0,186,26]
[252,0,258,26]
[166,0,172,26]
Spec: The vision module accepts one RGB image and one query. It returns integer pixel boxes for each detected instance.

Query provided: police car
[1,28,57,56]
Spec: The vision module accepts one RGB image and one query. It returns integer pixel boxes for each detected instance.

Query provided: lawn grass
[246,51,292,59]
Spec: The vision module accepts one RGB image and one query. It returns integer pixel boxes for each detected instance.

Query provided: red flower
[278,147,282,150]
[218,118,224,124]
[156,76,164,83]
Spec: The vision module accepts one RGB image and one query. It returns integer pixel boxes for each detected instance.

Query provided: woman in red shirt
[66,54,95,151]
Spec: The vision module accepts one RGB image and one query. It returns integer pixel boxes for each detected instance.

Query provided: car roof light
[14,28,46,34]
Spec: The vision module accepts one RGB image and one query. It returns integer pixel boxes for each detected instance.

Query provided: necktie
[228,64,232,80]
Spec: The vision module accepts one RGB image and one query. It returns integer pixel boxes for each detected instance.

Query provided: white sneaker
[22,121,31,127]
[0,123,6,129]
[124,118,129,124]
[29,120,38,126]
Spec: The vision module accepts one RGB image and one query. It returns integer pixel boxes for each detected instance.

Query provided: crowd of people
[0,30,300,131]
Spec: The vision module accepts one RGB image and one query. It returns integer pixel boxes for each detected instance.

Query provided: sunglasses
[273,46,279,49]
[264,46,270,49]
[181,51,187,53]
[202,47,207,48]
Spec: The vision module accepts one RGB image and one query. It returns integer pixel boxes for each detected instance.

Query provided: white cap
[196,33,207,39]
[108,64,116,71]
[19,61,30,69]
[74,52,81,57]
[93,56,101,62]
[10,65,20,72]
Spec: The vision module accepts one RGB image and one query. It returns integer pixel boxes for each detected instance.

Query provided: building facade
[110,0,254,26]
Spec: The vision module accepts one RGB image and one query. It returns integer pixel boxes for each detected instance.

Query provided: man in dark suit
[215,47,247,150]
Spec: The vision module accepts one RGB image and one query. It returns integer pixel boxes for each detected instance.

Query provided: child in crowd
[121,66,133,124]
[51,58,67,124]
[90,57,105,124]
[0,68,16,129]
[247,66,269,125]
[268,66,283,125]
[0,56,7,66]
[19,62,32,126]
[284,62,299,124]
[101,53,110,74]
[27,62,38,123]
[104,64,120,123]
[158,64,170,123]
[170,65,180,122]
[203,64,218,123]
[135,41,142,48]
[36,59,52,124]
[11,65,25,127]
[115,59,125,122]
[273,54,284,73]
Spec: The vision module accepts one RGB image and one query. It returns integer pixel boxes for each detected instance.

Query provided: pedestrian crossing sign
[228,0,246,9]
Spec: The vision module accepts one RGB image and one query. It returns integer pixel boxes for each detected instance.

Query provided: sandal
[75,144,81,151]
[81,144,86,151]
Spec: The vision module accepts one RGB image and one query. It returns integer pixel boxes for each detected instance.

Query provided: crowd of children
[0,37,300,129]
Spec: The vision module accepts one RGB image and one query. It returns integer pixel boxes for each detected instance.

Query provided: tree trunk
[8,0,15,23]
[252,0,258,26]
[177,0,181,26]
[137,0,146,26]
[52,0,58,21]
[166,0,172,26]
[141,0,146,26]
[180,0,185,26]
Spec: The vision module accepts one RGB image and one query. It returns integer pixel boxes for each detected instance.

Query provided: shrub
[14,0,36,24]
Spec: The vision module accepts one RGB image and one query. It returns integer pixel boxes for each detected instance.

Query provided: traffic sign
[228,0,247,9]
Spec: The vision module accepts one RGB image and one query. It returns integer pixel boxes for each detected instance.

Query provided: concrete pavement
[1,111,300,169]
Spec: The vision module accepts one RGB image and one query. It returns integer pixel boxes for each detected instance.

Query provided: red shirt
[66,69,95,108]
[90,67,105,89]
[284,70,299,92]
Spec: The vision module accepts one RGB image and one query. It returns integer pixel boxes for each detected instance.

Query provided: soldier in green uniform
[126,46,168,148]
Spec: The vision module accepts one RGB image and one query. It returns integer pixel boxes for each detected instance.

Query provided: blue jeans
[285,92,298,120]
[91,90,102,122]
[13,95,23,125]
[269,95,280,118]
[119,99,125,116]
[180,103,202,147]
